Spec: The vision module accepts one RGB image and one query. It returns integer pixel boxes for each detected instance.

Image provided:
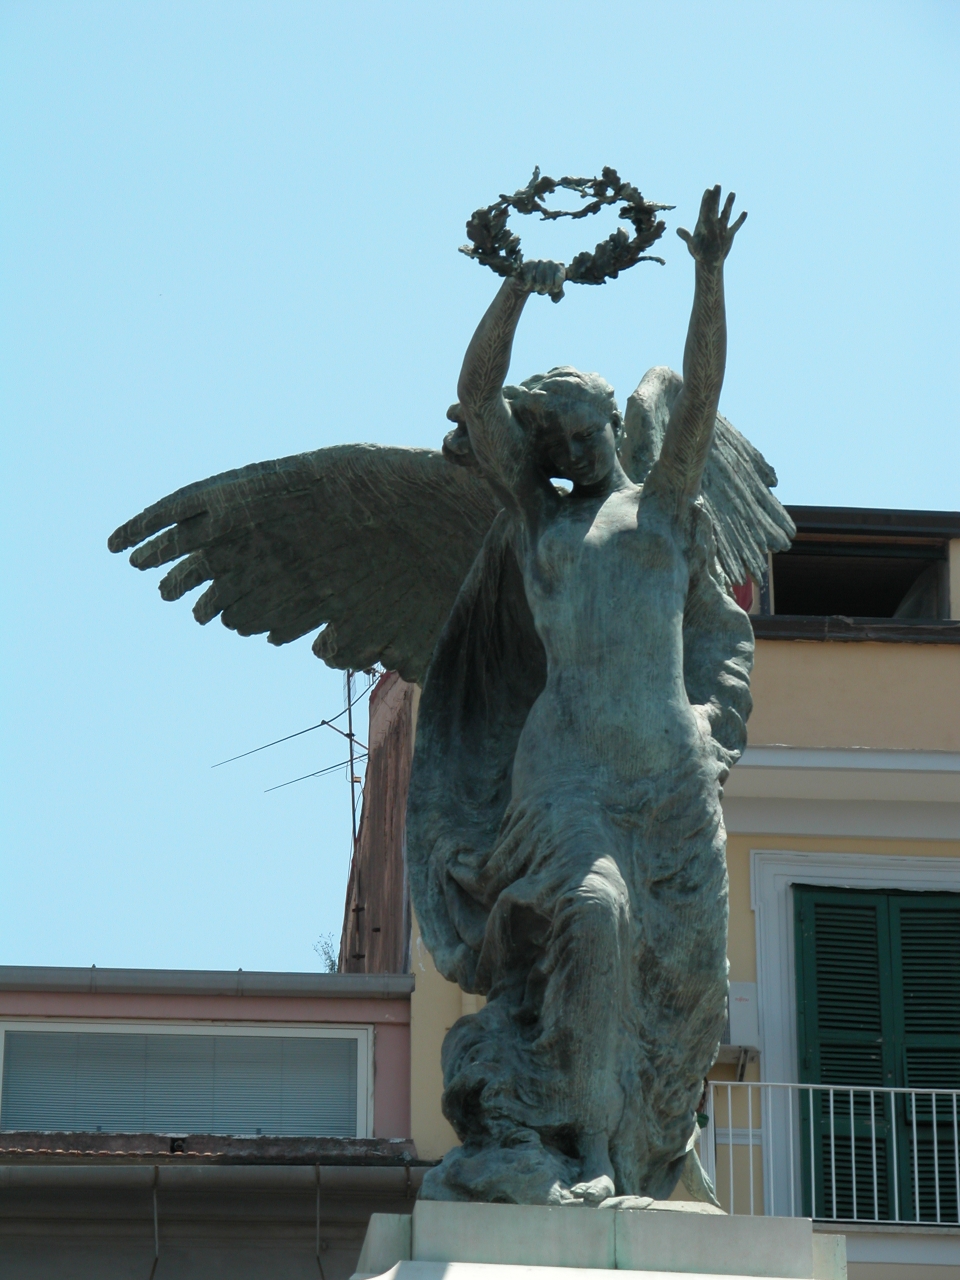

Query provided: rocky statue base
[351,1201,846,1280]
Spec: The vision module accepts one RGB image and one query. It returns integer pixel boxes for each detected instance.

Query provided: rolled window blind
[0,1030,358,1136]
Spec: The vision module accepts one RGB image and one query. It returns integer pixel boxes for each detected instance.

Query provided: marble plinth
[352,1201,846,1280]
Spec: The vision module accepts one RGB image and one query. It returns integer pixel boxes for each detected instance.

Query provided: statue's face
[545,401,620,489]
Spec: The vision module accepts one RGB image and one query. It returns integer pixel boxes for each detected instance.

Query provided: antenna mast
[346,669,359,854]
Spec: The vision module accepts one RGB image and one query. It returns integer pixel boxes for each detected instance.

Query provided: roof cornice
[0,967,414,998]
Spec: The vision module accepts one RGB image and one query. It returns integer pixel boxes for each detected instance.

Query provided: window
[794,886,960,1220]
[0,1024,369,1137]
[745,506,960,636]
[772,538,947,620]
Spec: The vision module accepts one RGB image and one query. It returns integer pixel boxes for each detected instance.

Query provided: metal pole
[829,1089,837,1220]
[346,670,361,965]
[788,1084,795,1217]
[933,1093,941,1224]
[911,1091,920,1221]
[728,1084,734,1215]
[346,671,358,853]
[316,1164,326,1279]
[748,1084,755,1216]
[870,1088,878,1222]
[705,1081,716,1191]
[768,1085,773,1213]
[809,1086,816,1221]
[146,1165,160,1280]
[850,1089,857,1221]
[890,1089,900,1222]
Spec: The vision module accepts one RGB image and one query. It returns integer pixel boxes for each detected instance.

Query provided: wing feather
[109,444,501,684]
[621,366,795,585]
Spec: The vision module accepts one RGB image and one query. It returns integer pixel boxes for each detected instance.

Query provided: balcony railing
[698,1082,960,1225]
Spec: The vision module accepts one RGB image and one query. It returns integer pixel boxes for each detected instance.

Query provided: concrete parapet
[351,1201,846,1280]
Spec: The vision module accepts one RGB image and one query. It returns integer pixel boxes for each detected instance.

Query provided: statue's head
[443,367,621,490]
[507,367,621,489]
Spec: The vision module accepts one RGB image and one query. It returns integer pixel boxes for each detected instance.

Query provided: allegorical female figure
[110,182,793,1208]
[407,186,759,1205]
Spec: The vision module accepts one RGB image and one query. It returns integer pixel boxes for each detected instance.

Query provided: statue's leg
[526,851,632,1198]
[630,820,729,1199]
[422,811,636,1204]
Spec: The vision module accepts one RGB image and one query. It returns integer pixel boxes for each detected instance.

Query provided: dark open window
[749,507,960,640]
[773,538,946,619]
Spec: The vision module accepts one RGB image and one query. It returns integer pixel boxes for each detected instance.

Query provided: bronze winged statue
[111,184,794,1207]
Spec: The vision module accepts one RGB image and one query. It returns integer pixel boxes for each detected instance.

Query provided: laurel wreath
[460,167,673,297]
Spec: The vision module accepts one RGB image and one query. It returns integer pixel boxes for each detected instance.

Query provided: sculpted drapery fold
[405,505,756,997]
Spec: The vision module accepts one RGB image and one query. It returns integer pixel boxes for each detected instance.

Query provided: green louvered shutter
[795,886,960,1222]
[889,895,960,1221]
[795,888,897,1218]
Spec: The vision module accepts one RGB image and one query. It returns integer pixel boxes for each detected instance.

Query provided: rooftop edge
[0,966,414,998]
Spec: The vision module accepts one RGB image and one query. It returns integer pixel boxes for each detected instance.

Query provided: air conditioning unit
[717,981,759,1078]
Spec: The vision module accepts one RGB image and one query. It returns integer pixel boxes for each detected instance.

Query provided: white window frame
[0,1018,375,1139]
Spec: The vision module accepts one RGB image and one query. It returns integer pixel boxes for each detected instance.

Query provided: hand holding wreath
[517,258,567,299]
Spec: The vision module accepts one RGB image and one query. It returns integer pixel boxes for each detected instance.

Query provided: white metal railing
[698,1082,960,1225]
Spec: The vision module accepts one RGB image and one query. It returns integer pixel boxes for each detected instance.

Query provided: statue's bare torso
[514,481,701,798]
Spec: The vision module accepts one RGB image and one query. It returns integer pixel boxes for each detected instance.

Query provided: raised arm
[456,261,565,502]
[656,186,746,504]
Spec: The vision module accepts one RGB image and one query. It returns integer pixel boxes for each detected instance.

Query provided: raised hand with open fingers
[676,185,746,267]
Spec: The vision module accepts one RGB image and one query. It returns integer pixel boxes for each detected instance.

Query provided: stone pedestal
[352,1201,846,1280]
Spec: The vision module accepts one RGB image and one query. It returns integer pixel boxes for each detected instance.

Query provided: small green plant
[313,932,339,973]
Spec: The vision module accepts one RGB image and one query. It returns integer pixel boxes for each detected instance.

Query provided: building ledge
[0,967,414,999]
[752,616,960,643]
[813,1221,960,1235]
[0,1132,425,1166]
[785,505,960,539]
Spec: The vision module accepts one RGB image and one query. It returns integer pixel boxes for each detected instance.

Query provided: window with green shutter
[794,885,960,1222]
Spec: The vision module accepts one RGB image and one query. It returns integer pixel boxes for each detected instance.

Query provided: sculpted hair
[504,367,620,437]
[442,367,621,472]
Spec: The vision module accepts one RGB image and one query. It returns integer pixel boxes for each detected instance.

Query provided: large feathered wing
[619,366,795,584]
[109,444,501,685]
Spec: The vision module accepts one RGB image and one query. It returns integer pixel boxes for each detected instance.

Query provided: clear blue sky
[1,1,957,972]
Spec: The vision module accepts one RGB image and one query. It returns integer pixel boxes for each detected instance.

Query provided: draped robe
[406,494,754,1205]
